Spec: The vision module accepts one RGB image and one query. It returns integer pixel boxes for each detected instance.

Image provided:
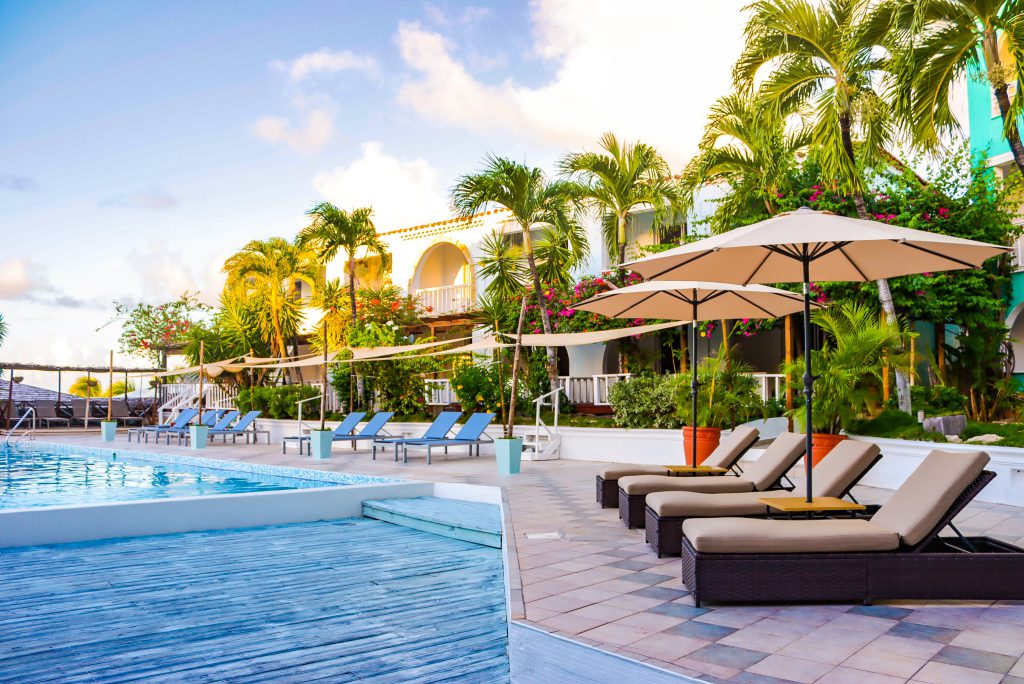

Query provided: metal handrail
[4,407,36,445]
[531,386,564,458]
[295,394,324,439]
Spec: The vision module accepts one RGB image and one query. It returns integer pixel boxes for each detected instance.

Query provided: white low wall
[850,435,1024,506]
[0,481,434,549]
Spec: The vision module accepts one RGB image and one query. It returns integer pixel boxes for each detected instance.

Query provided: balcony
[415,284,475,317]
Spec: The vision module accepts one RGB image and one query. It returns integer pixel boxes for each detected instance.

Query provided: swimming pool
[0,443,396,509]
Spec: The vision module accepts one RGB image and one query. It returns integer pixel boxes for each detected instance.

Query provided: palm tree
[223,237,320,361]
[683,87,810,232]
[451,155,582,380]
[476,231,527,301]
[893,0,1024,174]
[560,132,685,265]
[298,203,391,323]
[736,0,914,412]
[310,277,351,353]
[108,381,135,397]
[70,376,102,398]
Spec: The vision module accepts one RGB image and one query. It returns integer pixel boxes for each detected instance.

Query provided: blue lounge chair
[129,408,198,443]
[180,410,239,445]
[281,411,366,455]
[166,410,220,445]
[209,410,267,444]
[401,412,496,464]
[334,411,394,452]
[372,411,460,462]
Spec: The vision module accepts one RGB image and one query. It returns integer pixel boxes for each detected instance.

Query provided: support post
[107,351,114,420]
[5,367,13,430]
[802,256,814,503]
[690,292,699,467]
[784,314,794,411]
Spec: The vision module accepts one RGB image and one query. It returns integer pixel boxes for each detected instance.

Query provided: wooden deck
[0,518,509,682]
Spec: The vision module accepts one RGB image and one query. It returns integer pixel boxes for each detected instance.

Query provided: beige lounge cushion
[871,449,989,546]
[811,440,881,497]
[740,431,807,490]
[703,426,760,469]
[619,474,754,496]
[597,465,669,480]
[648,490,787,517]
[683,517,900,554]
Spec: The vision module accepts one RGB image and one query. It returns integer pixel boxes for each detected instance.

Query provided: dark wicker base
[619,490,647,528]
[596,477,619,508]
[646,507,685,557]
[681,536,1024,607]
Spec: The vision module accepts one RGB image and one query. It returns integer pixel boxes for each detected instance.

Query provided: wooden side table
[664,465,730,476]
[759,496,866,519]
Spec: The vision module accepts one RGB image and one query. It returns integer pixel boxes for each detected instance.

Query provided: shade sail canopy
[509,320,685,346]
[575,281,814,320]
[349,336,471,360]
[623,207,1009,284]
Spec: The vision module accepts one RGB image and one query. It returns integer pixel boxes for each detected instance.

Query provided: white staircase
[522,386,563,461]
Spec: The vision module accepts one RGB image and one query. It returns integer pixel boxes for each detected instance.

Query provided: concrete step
[362,496,503,549]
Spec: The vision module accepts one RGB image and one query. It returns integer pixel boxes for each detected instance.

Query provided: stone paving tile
[910,661,1002,684]
[747,654,835,683]
[686,643,770,670]
[931,646,1017,675]
[48,434,1024,684]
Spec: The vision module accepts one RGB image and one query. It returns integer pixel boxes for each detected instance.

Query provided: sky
[0,0,747,389]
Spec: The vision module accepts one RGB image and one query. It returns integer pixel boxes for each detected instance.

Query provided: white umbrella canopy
[623,207,1009,284]
[622,207,1010,501]
[576,281,819,466]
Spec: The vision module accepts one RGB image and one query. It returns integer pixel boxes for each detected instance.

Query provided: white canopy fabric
[348,336,509,362]
[349,336,472,360]
[574,281,814,320]
[244,351,341,370]
[623,207,1009,283]
[508,320,685,346]
[153,356,244,378]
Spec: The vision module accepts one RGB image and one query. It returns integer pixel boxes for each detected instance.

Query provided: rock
[923,414,967,436]
[965,433,1003,444]
[945,435,962,443]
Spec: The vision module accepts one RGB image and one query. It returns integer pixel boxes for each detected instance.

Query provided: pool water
[0,446,342,509]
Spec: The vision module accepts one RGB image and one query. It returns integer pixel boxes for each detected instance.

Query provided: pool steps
[362,496,503,549]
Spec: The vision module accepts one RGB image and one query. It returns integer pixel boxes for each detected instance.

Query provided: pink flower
[938,207,950,218]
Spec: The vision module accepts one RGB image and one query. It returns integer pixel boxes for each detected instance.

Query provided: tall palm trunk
[521,225,558,384]
[616,213,628,266]
[840,112,912,413]
[984,31,1024,175]
[347,253,357,412]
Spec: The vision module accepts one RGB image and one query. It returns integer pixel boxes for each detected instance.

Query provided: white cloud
[252,107,335,155]
[0,258,49,300]
[125,240,226,306]
[312,142,448,230]
[423,3,492,27]
[395,0,749,167]
[272,49,377,81]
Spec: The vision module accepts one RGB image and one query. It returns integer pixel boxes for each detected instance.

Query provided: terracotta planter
[683,426,722,465]
[810,432,848,466]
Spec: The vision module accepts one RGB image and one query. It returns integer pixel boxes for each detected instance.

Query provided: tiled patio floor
[36,433,1024,683]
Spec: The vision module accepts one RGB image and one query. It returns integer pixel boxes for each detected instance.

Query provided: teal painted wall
[966,68,1012,160]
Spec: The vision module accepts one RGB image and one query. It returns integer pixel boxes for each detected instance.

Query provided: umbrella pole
[691,293,698,468]
[802,257,814,503]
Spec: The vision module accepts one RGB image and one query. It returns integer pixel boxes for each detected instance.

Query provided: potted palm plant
[785,302,914,465]
[675,344,766,463]
[101,351,117,442]
[495,296,528,475]
[189,341,210,450]
[309,323,333,459]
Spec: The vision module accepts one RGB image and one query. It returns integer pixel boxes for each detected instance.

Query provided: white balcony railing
[1013,235,1024,272]
[557,374,631,406]
[415,284,475,316]
[424,378,456,406]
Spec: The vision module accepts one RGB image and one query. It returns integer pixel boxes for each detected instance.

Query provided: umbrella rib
[610,291,657,319]
[644,250,715,280]
[743,249,775,286]
[898,241,988,269]
[731,291,783,319]
[837,245,869,281]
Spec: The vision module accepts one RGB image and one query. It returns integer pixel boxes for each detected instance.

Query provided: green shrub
[910,385,968,416]
[236,385,320,420]
[846,409,943,442]
[608,374,684,429]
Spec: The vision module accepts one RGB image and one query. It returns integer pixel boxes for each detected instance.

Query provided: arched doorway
[411,242,474,316]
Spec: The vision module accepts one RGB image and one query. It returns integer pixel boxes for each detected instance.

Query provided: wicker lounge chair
[646,440,882,556]
[372,411,461,461]
[109,399,144,426]
[400,412,495,464]
[281,411,366,455]
[595,426,760,509]
[32,402,70,428]
[680,449,1024,606]
[617,431,806,529]
[129,408,198,443]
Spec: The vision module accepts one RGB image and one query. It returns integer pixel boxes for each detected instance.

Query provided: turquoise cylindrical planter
[100,421,117,442]
[310,430,333,459]
[495,438,523,475]
[189,425,210,450]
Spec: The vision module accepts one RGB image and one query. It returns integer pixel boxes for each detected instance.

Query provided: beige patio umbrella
[576,280,816,466]
[623,207,1010,501]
